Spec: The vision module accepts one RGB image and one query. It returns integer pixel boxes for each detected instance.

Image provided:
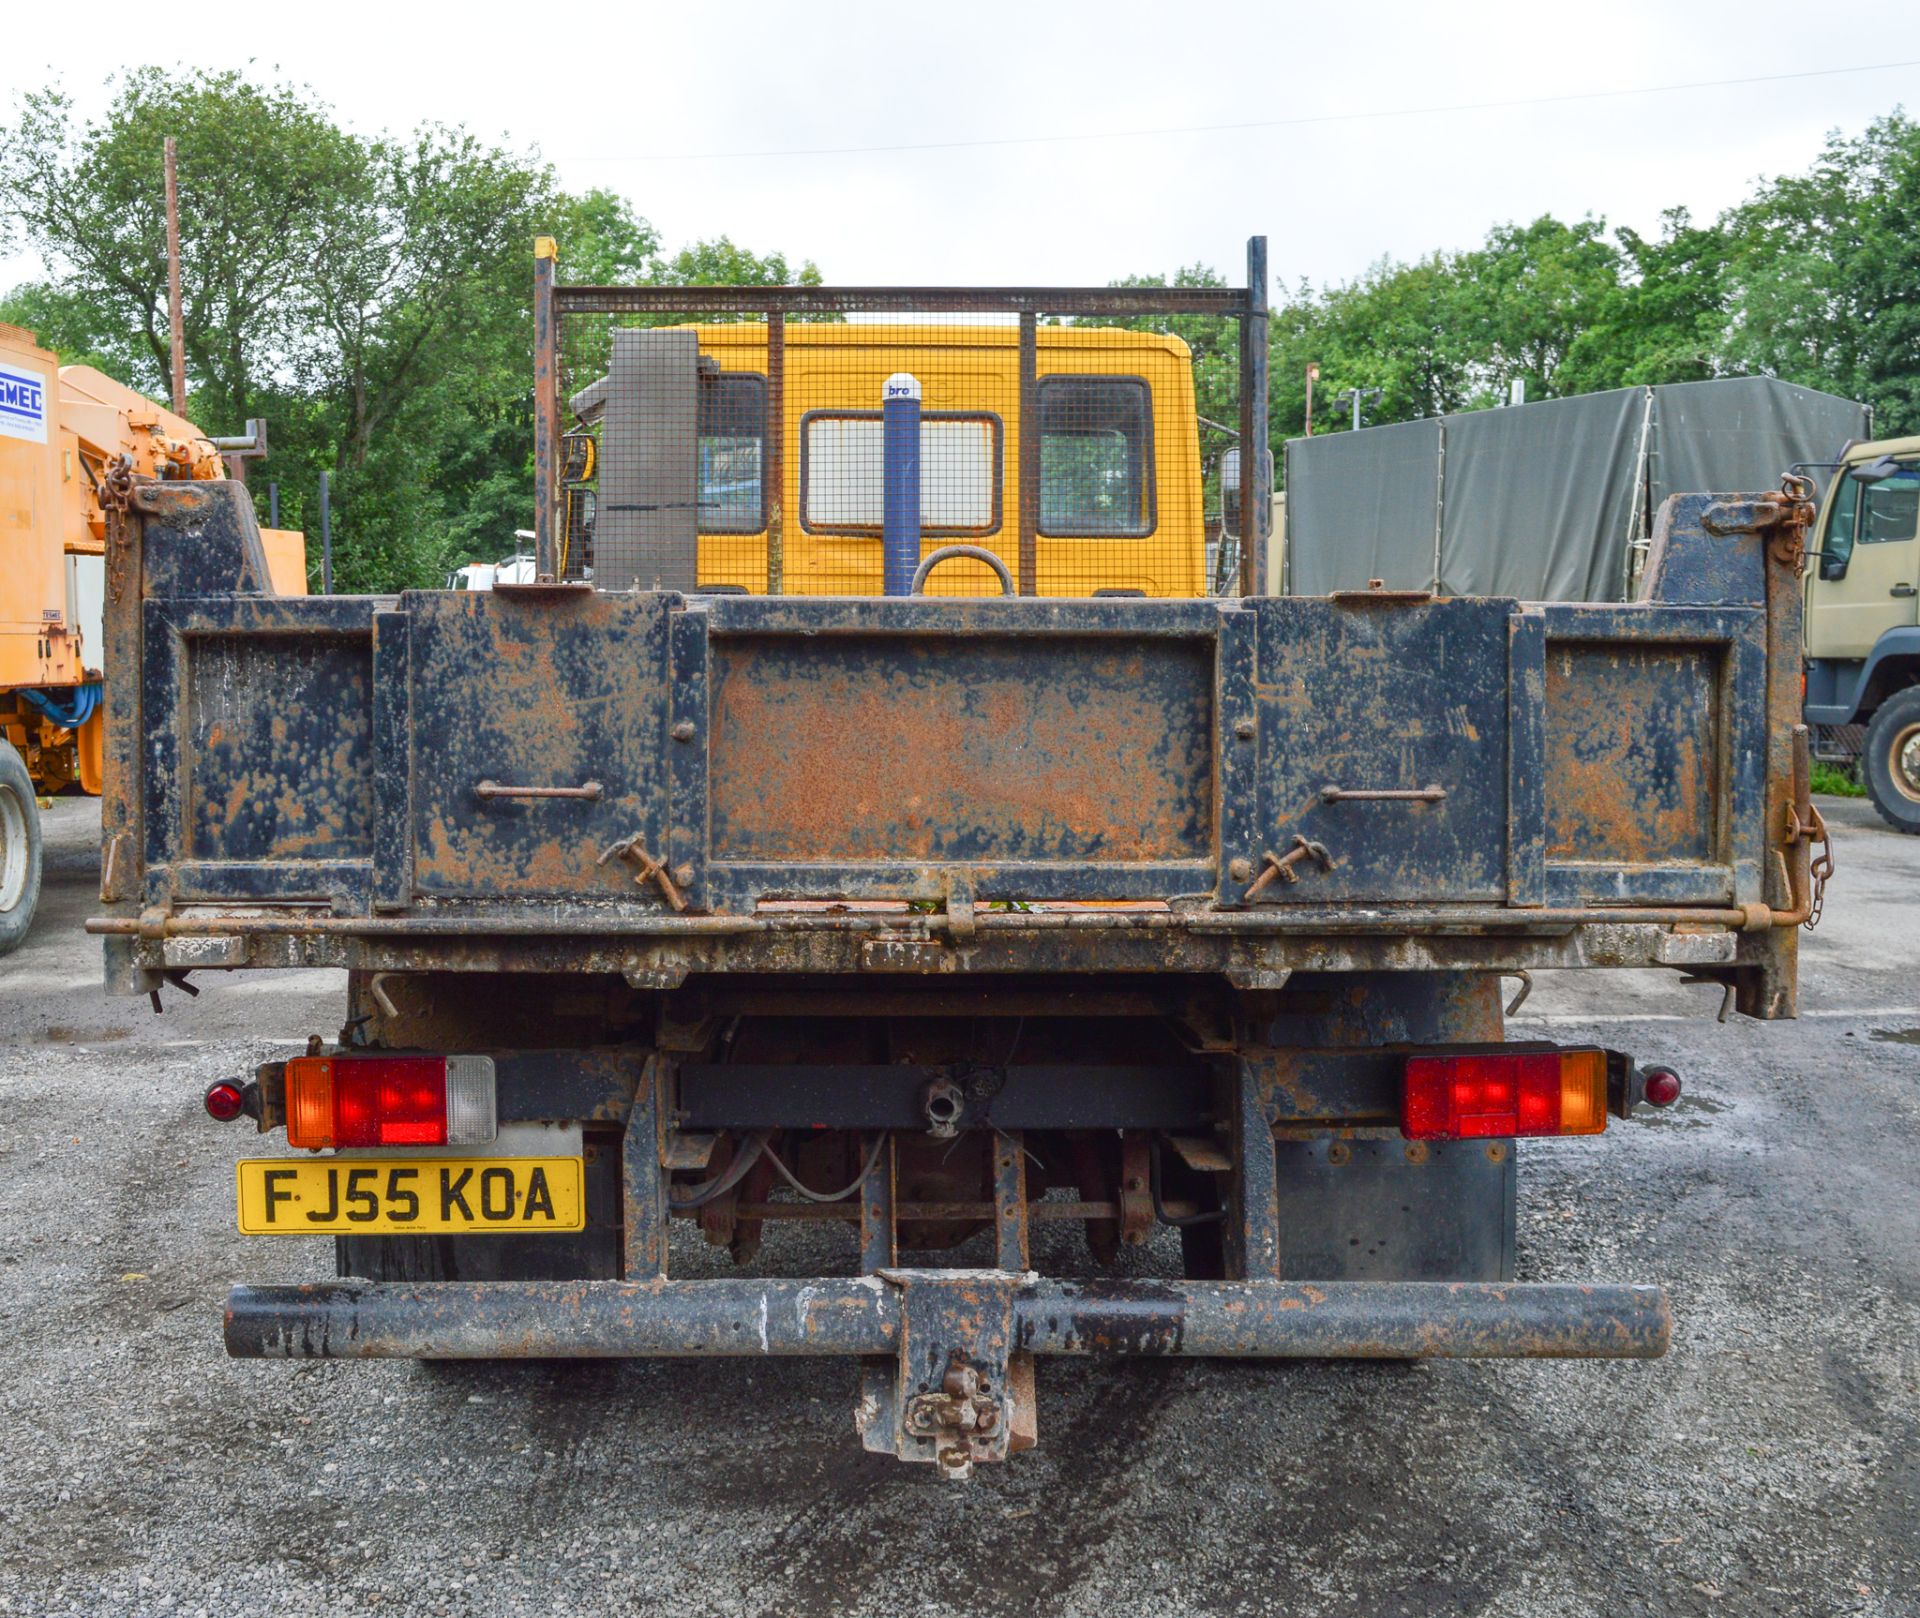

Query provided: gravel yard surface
[0,796,1915,1617]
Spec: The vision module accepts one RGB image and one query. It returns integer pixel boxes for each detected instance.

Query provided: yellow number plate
[236,1157,585,1235]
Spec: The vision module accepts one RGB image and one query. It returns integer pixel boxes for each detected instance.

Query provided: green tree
[1559,208,1733,392]
[0,70,362,424]
[550,188,660,284]
[1281,253,1481,433]
[0,71,820,591]
[1097,266,1236,427]
[0,280,146,380]
[656,235,822,290]
[1451,215,1621,402]
[1723,112,1920,434]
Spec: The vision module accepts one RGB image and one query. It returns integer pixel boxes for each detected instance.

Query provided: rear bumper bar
[225,1276,1670,1362]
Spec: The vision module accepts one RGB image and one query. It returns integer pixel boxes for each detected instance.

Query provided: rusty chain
[1785,800,1834,930]
[100,453,135,513]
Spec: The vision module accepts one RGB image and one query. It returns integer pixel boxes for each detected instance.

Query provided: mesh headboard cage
[533,240,1272,599]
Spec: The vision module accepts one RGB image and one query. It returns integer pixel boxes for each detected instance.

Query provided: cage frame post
[533,236,560,582]
[1018,312,1040,596]
[1238,235,1270,598]
[766,311,786,595]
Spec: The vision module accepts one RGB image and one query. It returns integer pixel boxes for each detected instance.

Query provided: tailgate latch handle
[476,779,603,801]
[1320,784,1446,804]
[1243,835,1334,901]
[597,834,689,912]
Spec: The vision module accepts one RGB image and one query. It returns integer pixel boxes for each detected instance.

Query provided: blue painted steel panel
[123,521,1778,921]
[1248,597,1513,903]
[404,591,673,899]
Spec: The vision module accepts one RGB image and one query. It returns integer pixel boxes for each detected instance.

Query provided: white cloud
[4,0,1916,295]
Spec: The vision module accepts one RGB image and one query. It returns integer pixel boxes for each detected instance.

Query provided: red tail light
[1403,1050,1607,1140]
[203,1080,248,1122]
[1642,1066,1682,1108]
[284,1055,496,1149]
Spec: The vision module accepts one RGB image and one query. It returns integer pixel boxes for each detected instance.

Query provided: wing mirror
[1848,454,1901,485]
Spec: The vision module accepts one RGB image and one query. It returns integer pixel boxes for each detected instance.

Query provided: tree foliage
[0,71,818,590]
[1122,112,1920,480]
[1721,114,1920,432]
[8,71,1917,581]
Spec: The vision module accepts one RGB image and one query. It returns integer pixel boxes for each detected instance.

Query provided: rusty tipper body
[91,242,1822,1476]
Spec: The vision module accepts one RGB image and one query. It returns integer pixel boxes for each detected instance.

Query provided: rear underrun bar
[225,1276,1671,1362]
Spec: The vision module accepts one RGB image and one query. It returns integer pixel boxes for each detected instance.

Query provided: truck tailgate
[95,478,1813,1014]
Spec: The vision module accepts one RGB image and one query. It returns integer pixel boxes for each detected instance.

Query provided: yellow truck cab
[1804,432,1920,830]
[565,322,1208,599]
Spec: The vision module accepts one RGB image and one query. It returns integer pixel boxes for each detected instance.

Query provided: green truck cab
[1805,434,1920,831]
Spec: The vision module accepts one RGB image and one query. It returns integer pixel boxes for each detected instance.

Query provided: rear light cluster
[1403,1049,1607,1140]
[285,1055,496,1150]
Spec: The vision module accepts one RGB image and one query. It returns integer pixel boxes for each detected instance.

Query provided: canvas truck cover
[1284,377,1868,601]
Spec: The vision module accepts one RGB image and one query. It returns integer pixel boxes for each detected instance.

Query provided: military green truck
[1804,434,1920,831]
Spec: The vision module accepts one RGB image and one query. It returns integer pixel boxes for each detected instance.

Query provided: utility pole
[164,137,187,417]
[1305,362,1319,436]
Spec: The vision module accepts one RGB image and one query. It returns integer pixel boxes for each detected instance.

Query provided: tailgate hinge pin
[1243,835,1334,902]
[597,835,689,912]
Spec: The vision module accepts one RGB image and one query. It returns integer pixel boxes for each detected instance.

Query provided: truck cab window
[1038,377,1154,537]
[1820,473,1860,580]
[800,412,1000,534]
[1825,459,1920,580]
[1862,462,1920,544]
[698,372,767,534]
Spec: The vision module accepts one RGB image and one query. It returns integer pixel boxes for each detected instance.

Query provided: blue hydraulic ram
[882,371,921,595]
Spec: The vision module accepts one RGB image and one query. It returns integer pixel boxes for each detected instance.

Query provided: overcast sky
[5,1,1920,297]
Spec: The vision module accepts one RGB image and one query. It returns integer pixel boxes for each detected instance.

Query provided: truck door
[1807,459,1920,658]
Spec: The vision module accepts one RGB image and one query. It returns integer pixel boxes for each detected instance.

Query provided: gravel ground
[0,796,1916,1617]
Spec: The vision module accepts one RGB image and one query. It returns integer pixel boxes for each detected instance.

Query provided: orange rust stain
[708,638,1211,863]
[1544,647,1715,862]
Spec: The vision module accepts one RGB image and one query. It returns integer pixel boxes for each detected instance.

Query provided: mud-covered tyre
[0,741,42,956]
[1863,686,1920,835]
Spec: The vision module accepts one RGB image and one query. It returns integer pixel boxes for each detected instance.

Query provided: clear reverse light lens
[444,1055,498,1146]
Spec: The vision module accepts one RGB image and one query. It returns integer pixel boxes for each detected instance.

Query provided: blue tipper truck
[89,249,1828,1477]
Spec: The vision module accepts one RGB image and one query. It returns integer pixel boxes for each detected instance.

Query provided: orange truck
[0,323,304,951]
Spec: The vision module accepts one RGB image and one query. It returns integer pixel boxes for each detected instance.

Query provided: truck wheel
[0,741,43,956]
[1863,687,1920,835]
